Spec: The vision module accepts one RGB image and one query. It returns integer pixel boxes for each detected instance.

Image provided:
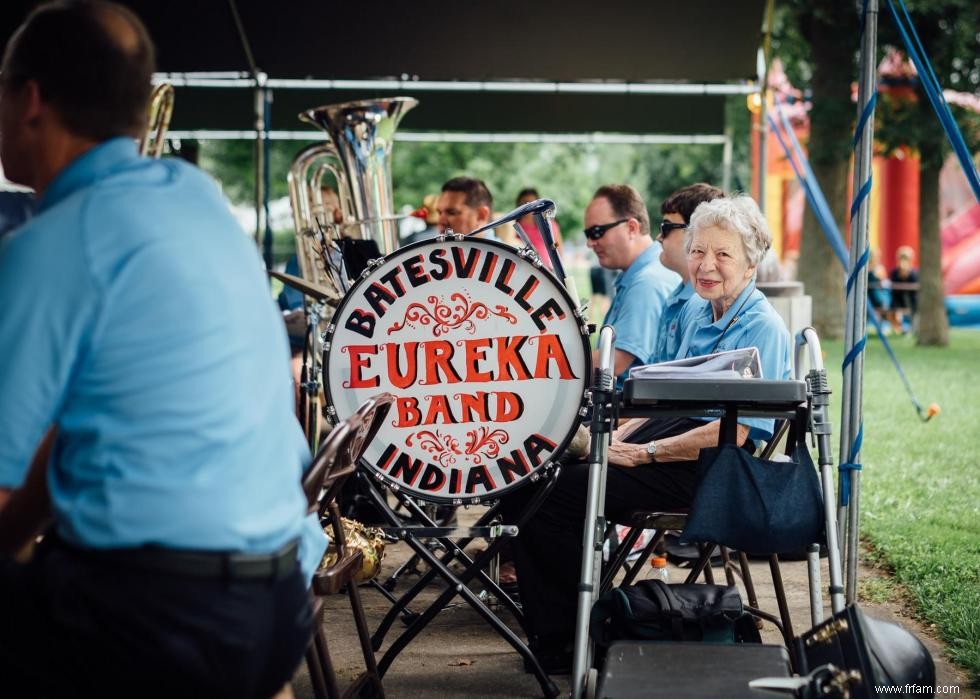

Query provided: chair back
[302,393,395,517]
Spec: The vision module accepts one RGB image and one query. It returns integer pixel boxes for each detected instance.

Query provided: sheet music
[628,347,763,380]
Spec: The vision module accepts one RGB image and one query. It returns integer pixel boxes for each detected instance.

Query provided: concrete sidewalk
[290,518,974,698]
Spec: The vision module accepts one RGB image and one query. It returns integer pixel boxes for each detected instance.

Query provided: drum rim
[322,233,592,505]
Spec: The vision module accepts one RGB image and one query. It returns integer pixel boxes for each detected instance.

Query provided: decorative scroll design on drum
[387,292,517,337]
[406,429,461,468]
[463,427,510,465]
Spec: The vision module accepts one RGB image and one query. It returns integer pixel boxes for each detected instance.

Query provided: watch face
[646,442,656,455]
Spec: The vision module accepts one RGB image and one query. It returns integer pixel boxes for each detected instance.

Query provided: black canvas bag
[590,581,761,647]
[680,440,824,556]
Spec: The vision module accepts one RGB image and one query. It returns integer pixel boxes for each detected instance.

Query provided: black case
[796,604,935,699]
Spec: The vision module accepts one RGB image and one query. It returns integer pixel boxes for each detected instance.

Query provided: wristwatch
[645,441,658,460]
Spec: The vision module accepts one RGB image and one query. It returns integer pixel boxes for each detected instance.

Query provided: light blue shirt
[650,280,696,364]
[675,280,792,441]
[604,243,681,383]
[0,138,314,556]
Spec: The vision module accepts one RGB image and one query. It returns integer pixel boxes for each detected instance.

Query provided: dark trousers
[504,418,703,643]
[0,536,313,698]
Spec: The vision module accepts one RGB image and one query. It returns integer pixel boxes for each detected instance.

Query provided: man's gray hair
[685,195,772,267]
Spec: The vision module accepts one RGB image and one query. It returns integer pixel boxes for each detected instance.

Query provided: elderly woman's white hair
[685,195,773,268]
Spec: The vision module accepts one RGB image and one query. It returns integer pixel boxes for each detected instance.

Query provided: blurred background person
[888,245,919,334]
[515,186,563,269]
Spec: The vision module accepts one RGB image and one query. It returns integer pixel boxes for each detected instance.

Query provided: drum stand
[299,299,327,452]
[359,471,563,699]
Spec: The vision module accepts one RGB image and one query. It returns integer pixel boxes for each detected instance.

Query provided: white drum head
[324,237,590,504]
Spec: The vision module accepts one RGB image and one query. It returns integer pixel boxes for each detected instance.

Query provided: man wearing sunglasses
[584,184,680,381]
[650,183,725,363]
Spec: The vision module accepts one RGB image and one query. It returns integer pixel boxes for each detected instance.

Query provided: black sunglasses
[583,218,628,241]
[658,220,688,239]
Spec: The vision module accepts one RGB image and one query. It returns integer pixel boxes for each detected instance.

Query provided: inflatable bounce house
[754,56,980,327]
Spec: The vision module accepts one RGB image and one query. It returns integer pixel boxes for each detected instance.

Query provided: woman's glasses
[583,218,628,241]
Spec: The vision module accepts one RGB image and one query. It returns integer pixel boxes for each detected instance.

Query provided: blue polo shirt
[0,138,311,554]
[650,280,696,363]
[675,280,792,441]
[603,243,681,381]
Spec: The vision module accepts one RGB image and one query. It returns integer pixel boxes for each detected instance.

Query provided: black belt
[60,536,301,582]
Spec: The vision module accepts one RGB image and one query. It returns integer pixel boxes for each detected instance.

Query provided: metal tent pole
[840,0,878,603]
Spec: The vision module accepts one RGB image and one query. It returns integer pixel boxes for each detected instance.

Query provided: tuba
[139,83,175,158]
[287,97,418,302]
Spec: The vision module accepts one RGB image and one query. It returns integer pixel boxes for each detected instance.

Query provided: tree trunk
[799,161,847,339]
[916,161,948,346]
[792,0,855,340]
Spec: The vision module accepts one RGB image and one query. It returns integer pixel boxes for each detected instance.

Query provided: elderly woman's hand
[607,438,651,468]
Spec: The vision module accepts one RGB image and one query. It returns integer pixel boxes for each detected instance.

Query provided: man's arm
[0,428,55,555]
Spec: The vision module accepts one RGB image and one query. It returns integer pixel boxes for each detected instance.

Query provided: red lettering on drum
[496,335,532,380]
[532,335,577,380]
[344,309,376,339]
[384,342,419,389]
[458,391,490,422]
[422,341,463,385]
[345,345,380,388]
[393,391,525,427]
[463,338,493,382]
[423,394,458,425]
[395,397,422,427]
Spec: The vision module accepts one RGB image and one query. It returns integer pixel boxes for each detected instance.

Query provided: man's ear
[477,205,492,225]
[12,79,45,130]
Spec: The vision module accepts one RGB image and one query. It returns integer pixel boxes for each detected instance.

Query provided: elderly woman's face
[687,225,756,314]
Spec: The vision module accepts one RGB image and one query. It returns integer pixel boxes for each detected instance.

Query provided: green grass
[820,329,980,686]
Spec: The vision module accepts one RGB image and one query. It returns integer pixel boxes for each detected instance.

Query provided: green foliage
[196,113,755,243]
[823,330,980,686]
[874,0,980,168]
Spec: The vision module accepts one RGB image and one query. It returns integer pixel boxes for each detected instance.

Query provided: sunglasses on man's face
[658,220,688,240]
[583,218,628,241]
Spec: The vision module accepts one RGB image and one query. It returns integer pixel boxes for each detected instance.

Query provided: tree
[876,0,980,347]
[774,0,860,340]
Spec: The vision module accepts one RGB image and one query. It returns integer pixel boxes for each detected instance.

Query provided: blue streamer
[853,92,878,150]
[850,178,873,221]
[885,0,980,203]
[846,247,870,295]
[842,335,867,371]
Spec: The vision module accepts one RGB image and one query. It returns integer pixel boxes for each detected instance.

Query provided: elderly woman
[506,195,792,674]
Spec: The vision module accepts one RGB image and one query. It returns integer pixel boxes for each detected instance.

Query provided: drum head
[324,237,590,504]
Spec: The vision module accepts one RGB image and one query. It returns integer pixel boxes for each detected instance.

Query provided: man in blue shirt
[0,3,312,695]
[584,184,680,382]
[649,183,725,363]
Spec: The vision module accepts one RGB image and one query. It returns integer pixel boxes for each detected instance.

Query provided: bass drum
[323,236,591,504]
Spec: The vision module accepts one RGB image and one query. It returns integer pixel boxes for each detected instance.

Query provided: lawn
[821,329,980,687]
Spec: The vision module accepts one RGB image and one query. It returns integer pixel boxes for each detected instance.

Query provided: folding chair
[302,393,394,699]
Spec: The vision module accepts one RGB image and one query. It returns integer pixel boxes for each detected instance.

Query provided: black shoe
[522,636,573,676]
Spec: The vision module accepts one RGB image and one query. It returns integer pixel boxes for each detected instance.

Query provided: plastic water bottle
[650,556,669,583]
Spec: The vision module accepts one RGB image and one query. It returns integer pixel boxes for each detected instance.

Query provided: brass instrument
[287,97,418,302]
[139,83,174,158]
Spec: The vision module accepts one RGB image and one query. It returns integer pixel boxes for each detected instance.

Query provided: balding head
[1,1,155,141]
